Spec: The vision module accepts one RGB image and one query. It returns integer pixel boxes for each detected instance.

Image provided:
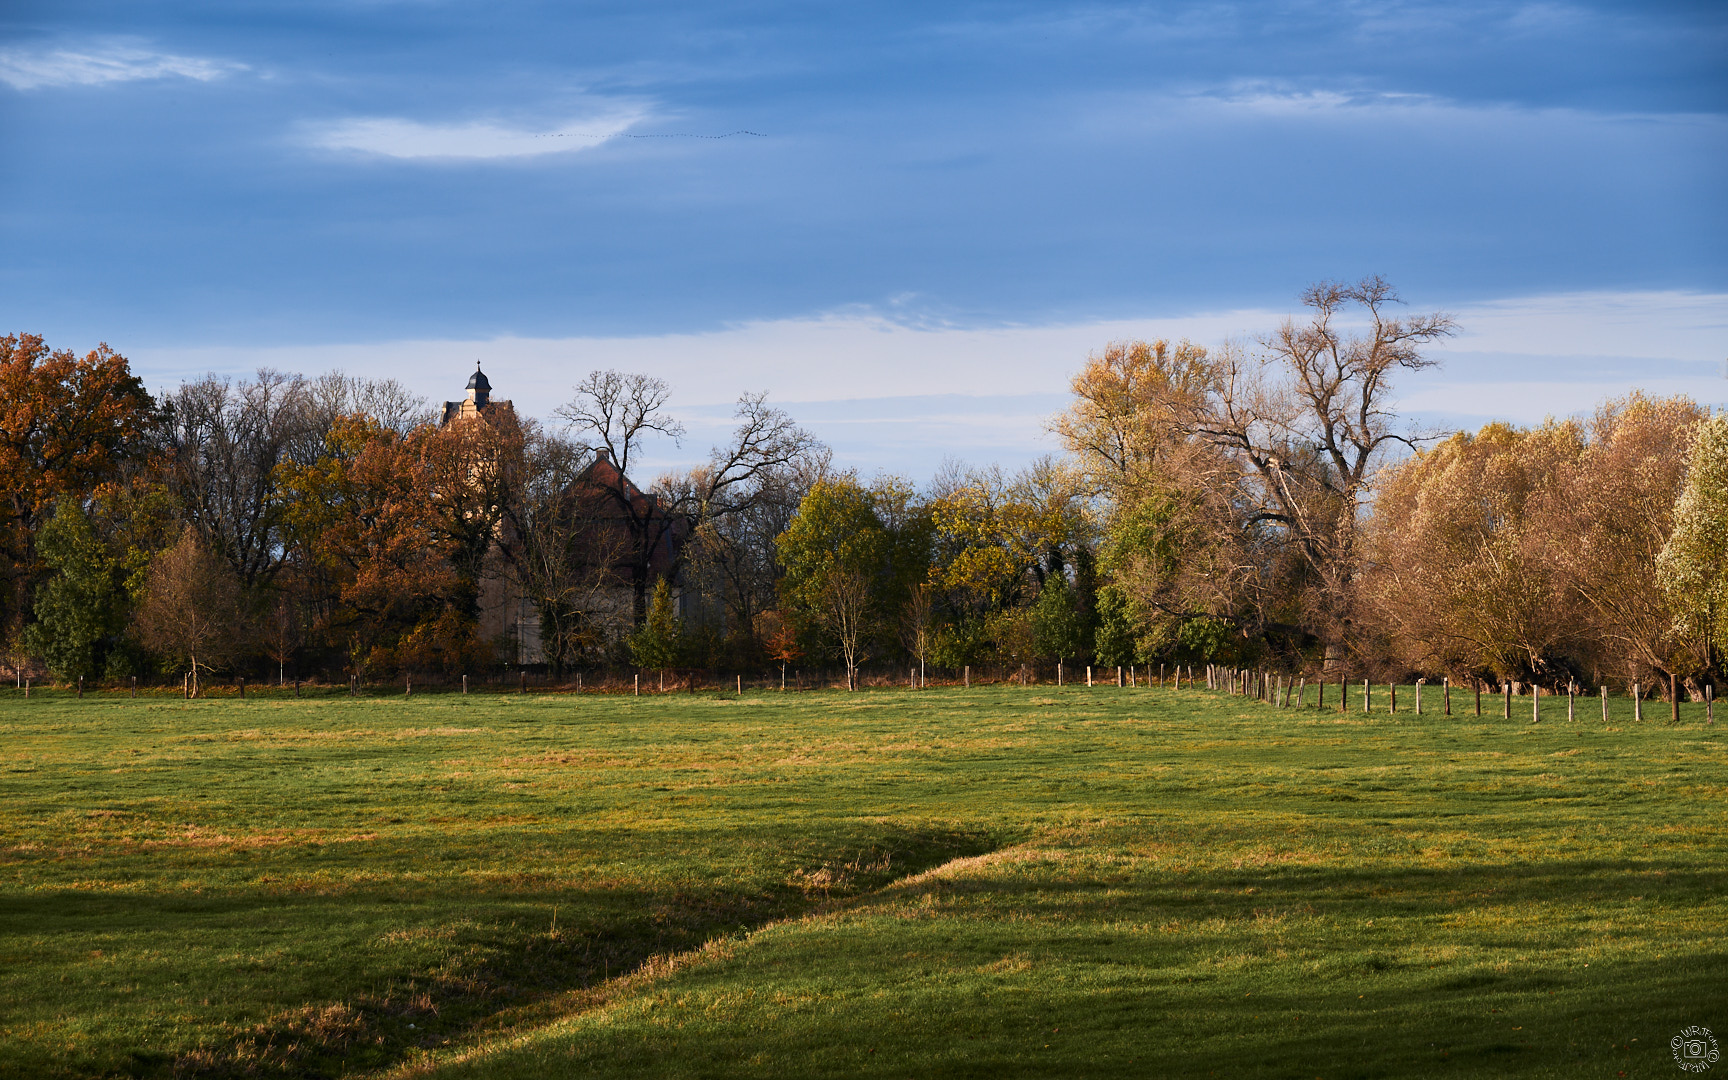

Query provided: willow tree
[1363,421,1588,683]
[1658,412,1728,677]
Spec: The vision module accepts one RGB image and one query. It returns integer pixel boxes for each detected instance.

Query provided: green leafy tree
[628,577,683,671]
[22,501,131,682]
[1091,584,1136,667]
[777,479,893,689]
[1030,576,1088,665]
[929,617,989,670]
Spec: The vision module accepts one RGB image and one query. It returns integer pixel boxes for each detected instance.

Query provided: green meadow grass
[0,683,1722,1079]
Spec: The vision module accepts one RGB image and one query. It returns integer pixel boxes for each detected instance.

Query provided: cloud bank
[128,290,1728,477]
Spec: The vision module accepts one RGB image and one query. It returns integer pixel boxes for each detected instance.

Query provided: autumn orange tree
[275,416,466,679]
[413,403,527,665]
[0,334,156,640]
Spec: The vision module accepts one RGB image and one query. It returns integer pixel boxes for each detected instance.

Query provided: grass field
[1,681,1723,1078]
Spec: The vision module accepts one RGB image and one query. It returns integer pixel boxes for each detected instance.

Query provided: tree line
[4,277,1724,696]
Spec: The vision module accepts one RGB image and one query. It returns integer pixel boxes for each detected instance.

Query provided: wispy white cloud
[129,290,1728,474]
[300,104,649,160]
[0,43,245,91]
[1184,81,1443,116]
[1128,78,1724,127]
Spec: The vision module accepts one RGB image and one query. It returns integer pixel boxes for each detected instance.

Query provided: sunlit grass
[0,682,1721,1078]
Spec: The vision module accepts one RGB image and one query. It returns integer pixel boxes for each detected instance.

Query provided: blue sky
[3,1,1724,476]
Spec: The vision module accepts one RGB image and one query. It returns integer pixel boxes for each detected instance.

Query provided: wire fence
[0,660,1716,722]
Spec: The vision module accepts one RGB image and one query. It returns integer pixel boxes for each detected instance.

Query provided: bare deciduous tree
[260,592,301,686]
[502,428,629,671]
[168,370,322,589]
[558,373,824,626]
[1182,277,1456,661]
[1055,277,1455,668]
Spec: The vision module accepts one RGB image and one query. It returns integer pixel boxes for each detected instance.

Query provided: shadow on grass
[0,825,997,1079]
[492,856,1727,1080]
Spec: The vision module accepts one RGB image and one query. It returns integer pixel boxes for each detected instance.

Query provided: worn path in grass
[0,684,1723,1078]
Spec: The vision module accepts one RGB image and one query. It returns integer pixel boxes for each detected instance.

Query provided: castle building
[441,364,505,426]
[440,363,542,665]
[437,363,697,668]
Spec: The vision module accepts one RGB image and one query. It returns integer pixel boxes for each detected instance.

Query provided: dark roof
[466,364,491,392]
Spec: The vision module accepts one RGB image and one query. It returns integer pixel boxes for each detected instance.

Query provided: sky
[2,0,1724,478]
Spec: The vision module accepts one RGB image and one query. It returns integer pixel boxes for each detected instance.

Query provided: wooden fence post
[1414,678,1424,715]
[131,675,137,699]
[24,678,29,699]
[1443,676,1451,716]
[739,675,744,696]
[1389,682,1396,714]
[1317,679,1325,710]
[1532,685,1539,723]
[521,671,527,695]
[1670,672,1679,724]
[1362,679,1370,714]
[405,673,411,697]
[1601,685,1608,722]
[1502,683,1510,719]
[1057,661,1063,687]
[1159,663,1165,687]
[1706,684,1714,724]
[1087,665,1092,687]
[964,665,970,689]
[1633,681,1642,722]
[239,677,246,700]
[77,676,83,699]
[461,674,467,695]
[1298,677,1306,708]
[294,678,300,698]
[634,673,639,696]
[1568,681,1575,722]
